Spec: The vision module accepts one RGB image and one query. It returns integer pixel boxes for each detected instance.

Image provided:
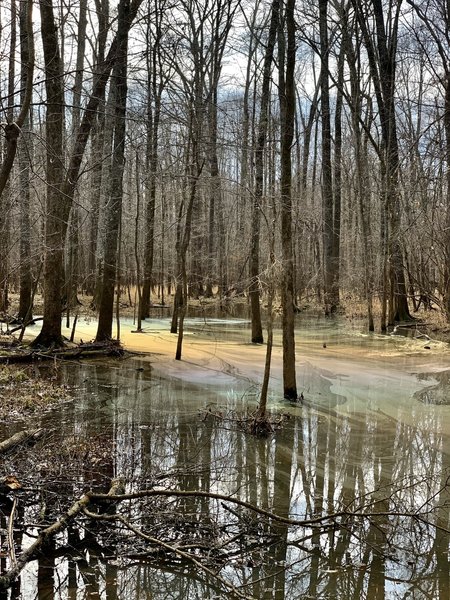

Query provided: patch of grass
[0,367,29,384]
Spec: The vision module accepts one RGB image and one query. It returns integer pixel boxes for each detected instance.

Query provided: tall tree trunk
[342,10,375,330]
[141,3,164,318]
[354,0,411,323]
[63,0,87,315]
[251,0,280,344]
[278,0,297,400]
[96,0,130,341]
[0,0,17,313]
[86,0,109,297]
[238,4,259,262]
[134,154,143,332]
[32,0,142,346]
[319,0,336,315]
[206,88,220,298]
[32,0,66,348]
[175,134,202,360]
[17,0,34,321]
[331,46,344,312]
[444,74,450,319]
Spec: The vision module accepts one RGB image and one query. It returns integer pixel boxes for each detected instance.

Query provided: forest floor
[0,363,74,422]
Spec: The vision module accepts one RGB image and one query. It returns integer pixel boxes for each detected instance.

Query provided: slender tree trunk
[444,75,450,319]
[134,154,143,332]
[341,9,375,329]
[96,0,130,341]
[63,0,87,315]
[206,88,219,298]
[251,0,280,344]
[319,0,335,315]
[254,223,275,425]
[32,0,66,348]
[278,0,297,400]
[0,0,17,312]
[238,5,259,256]
[354,0,411,323]
[175,140,202,360]
[141,5,163,318]
[331,46,344,312]
[86,0,109,297]
[17,0,34,321]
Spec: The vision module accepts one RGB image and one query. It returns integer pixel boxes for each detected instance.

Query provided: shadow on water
[2,315,450,599]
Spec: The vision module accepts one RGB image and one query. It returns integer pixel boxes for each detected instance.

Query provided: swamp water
[3,313,450,599]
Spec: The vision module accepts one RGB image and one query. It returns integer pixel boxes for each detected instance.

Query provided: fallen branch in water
[0,476,448,595]
[83,507,253,600]
[0,477,124,592]
[0,492,91,591]
[201,407,290,436]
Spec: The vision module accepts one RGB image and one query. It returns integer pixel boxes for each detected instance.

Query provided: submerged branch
[83,508,253,600]
[0,493,91,591]
[0,474,447,594]
[87,488,442,529]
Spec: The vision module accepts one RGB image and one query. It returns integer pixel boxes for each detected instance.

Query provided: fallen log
[0,351,34,363]
[0,429,43,455]
[0,341,125,364]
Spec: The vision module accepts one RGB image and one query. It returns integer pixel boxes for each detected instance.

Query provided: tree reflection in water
[1,357,449,599]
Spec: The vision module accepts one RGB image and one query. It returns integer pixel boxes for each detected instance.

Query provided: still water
[3,313,450,599]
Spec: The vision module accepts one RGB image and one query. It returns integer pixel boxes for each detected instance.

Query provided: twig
[7,496,18,568]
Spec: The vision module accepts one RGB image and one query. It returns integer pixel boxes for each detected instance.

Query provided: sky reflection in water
[8,313,450,599]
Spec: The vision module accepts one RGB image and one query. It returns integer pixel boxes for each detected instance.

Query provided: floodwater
[3,311,450,599]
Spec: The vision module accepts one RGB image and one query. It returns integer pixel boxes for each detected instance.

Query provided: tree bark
[319,0,336,315]
[278,0,297,400]
[353,0,411,323]
[32,0,66,348]
[17,0,34,322]
[141,3,164,318]
[96,0,131,341]
[32,0,142,347]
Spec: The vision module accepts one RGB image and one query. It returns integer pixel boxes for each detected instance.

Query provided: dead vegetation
[0,365,73,421]
[202,406,290,437]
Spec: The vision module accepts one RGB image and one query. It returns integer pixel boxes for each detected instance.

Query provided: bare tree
[0,0,34,314]
[406,0,450,321]
[278,0,298,399]
[32,0,143,347]
[140,0,167,319]
[352,0,411,325]
[250,0,280,344]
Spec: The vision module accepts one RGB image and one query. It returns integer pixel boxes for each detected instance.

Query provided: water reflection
[415,370,450,405]
[3,316,450,598]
